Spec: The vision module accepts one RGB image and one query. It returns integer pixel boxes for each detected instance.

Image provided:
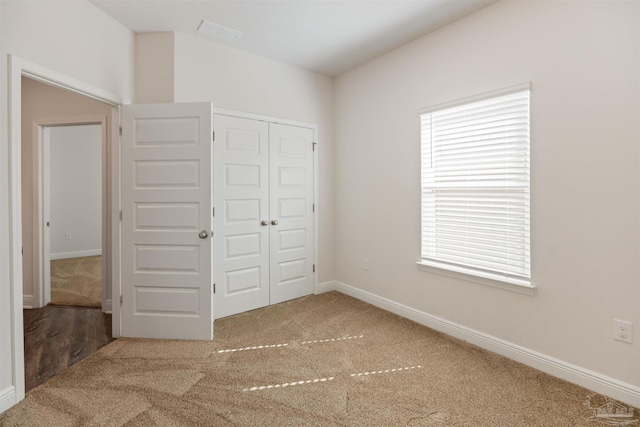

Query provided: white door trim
[212,107,319,294]
[30,118,109,310]
[6,54,125,406]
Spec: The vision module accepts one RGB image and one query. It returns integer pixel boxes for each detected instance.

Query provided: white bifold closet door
[214,114,314,319]
[268,123,314,305]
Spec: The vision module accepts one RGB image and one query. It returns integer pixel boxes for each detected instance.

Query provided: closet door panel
[214,115,270,319]
[269,123,314,304]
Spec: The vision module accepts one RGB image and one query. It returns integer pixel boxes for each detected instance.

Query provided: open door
[120,103,213,340]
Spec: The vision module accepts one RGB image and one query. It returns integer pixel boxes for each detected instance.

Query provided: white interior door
[269,123,315,304]
[120,102,213,340]
[214,115,270,319]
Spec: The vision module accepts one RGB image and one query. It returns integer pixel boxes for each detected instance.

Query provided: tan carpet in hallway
[1,292,634,426]
[50,256,102,308]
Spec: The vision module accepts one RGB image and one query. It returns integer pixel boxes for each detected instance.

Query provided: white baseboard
[22,294,33,309]
[317,280,640,407]
[0,386,16,414]
[50,249,102,260]
[316,281,338,293]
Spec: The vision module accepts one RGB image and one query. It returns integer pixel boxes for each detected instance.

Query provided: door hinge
[313,264,316,273]
[213,283,216,294]
[119,126,122,136]
[119,211,122,221]
[212,131,215,142]
[212,207,215,217]
[313,204,315,213]
[312,142,317,151]
[120,295,123,305]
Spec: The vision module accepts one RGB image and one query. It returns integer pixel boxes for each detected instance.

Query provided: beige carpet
[50,256,102,308]
[1,292,635,426]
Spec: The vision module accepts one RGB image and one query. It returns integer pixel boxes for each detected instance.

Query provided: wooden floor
[23,306,114,392]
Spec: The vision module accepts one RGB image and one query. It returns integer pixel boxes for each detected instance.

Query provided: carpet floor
[1,292,635,426]
[50,256,102,308]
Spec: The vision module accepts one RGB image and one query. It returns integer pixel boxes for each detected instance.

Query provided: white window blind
[420,87,530,284]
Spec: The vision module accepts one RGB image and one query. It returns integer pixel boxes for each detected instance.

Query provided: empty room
[1,0,639,425]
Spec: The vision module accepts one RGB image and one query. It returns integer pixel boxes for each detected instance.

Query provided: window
[418,84,531,290]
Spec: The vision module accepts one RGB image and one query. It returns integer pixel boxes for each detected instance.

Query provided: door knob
[271,220,279,226]
[261,220,269,226]
[198,230,210,239]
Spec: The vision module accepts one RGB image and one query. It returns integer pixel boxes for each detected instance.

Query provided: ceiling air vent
[197,20,242,42]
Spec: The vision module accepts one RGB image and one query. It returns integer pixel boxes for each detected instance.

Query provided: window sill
[416,261,536,296]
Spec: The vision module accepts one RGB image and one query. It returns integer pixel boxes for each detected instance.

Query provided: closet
[213,113,315,319]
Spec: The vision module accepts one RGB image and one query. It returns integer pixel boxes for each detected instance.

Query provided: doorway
[21,77,113,311]
[5,55,123,405]
[45,123,103,308]
[17,74,119,393]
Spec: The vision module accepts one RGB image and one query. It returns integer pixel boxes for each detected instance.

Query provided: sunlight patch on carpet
[301,335,364,345]
[243,377,335,392]
[350,366,422,377]
[216,343,288,353]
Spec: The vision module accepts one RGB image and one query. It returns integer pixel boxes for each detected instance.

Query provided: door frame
[30,118,109,310]
[6,55,125,404]
[213,107,320,296]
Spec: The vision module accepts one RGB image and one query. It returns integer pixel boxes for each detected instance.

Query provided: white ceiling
[89,0,497,77]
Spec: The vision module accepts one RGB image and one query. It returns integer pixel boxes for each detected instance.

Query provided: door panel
[121,103,213,340]
[269,123,314,305]
[214,115,269,319]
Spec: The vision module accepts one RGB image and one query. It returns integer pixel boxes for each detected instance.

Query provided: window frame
[415,83,535,295]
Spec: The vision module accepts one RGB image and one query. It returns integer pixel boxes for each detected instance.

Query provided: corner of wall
[170,31,177,103]
[135,32,175,103]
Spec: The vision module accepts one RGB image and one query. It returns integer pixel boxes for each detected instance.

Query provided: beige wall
[1,1,134,101]
[334,0,640,386]
[0,0,134,409]
[49,125,103,258]
[135,32,175,103]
